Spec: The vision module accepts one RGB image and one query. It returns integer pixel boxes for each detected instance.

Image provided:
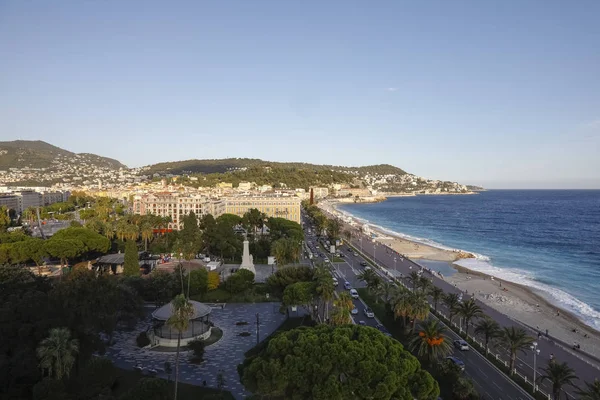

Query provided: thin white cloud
[583,119,600,129]
[386,87,397,92]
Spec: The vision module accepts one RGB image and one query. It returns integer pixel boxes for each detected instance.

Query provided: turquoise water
[338,190,600,329]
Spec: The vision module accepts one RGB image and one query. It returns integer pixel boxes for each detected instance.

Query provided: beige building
[132,192,301,229]
[309,186,329,198]
[223,196,301,224]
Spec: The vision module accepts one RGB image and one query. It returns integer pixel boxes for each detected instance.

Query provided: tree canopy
[240,324,439,400]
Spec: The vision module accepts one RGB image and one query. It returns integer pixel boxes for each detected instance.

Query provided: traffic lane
[340,242,528,399]
[353,237,593,397]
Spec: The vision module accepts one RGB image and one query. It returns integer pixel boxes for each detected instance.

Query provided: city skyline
[1,1,599,189]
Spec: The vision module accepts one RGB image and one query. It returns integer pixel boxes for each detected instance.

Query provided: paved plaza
[105,302,286,399]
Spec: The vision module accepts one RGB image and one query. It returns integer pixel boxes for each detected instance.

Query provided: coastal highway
[326,244,531,400]
[304,230,533,399]
[339,223,600,399]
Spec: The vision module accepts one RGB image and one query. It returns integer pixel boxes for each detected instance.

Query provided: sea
[337,190,600,330]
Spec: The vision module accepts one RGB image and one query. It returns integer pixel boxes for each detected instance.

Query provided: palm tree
[429,287,444,312]
[406,271,420,292]
[331,292,353,325]
[357,269,381,293]
[140,222,154,251]
[315,266,335,321]
[272,239,289,267]
[167,294,195,400]
[474,317,501,354]
[456,298,482,336]
[442,293,460,325]
[538,361,578,400]
[417,276,431,294]
[409,318,452,364]
[409,292,430,333]
[103,220,115,240]
[379,281,396,305]
[327,218,341,242]
[392,291,413,328]
[36,327,79,380]
[500,326,534,375]
[575,379,600,400]
[343,230,353,243]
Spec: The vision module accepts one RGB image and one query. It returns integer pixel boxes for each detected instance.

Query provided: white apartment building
[132,193,208,230]
[14,191,43,213]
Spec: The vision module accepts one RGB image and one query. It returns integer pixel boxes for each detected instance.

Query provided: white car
[351,308,359,315]
[364,308,375,318]
[350,289,359,299]
[453,339,469,351]
[332,277,339,286]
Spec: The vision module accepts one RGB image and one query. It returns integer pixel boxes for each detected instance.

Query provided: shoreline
[323,199,600,358]
[446,264,600,359]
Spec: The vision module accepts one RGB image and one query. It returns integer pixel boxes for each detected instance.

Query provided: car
[353,252,359,256]
[347,247,353,252]
[364,308,374,318]
[350,288,359,299]
[335,253,341,257]
[358,320,366,326]
[344,281,352,290]
[324,258,330,263]
[375,323,385,331]
[332,277,338,286]
[360,261,368,267]
[338,253,345,258]
[351,308,359,315]
[453,339,469,351]
[446,356,465,371]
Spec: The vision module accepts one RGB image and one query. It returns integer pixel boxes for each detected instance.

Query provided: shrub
[136,332,150,348]
[188,338,205,364]
[201,288,231,302]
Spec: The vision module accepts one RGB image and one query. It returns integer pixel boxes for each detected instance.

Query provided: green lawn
[113,367,235,400]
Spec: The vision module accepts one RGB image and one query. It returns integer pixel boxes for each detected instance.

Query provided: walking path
[105,302,286,400]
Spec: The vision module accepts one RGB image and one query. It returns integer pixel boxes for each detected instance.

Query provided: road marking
[493,381,502,390]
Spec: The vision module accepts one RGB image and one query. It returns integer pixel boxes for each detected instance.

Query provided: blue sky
[1,1,599,188]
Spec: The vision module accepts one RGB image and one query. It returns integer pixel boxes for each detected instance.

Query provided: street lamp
[394,257,397,272]
[530,342,540,392]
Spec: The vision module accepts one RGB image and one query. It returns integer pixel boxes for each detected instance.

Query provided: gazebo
[149,300,213,347]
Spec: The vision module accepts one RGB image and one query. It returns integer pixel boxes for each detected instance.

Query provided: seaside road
[329,246,532,400]
[344,229,599,399]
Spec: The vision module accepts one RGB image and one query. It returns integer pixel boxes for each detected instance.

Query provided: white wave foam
[337,204,600,330]
[455,258,600,330]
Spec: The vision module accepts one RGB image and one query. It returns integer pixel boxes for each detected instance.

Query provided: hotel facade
[132,193,301,230]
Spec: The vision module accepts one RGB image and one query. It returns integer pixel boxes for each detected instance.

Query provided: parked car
[351,308,359,315]
[350,288,359,299]
[332,277,338,286]
[364,308,374,318]
[446,356,465,371]
[453,339,469,351]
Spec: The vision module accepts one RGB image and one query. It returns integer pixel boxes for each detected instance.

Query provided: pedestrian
[545,329,549,337]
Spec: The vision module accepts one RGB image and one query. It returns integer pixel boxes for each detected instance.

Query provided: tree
[314,266,335,321]
[0,206,10,232]
[456,298,482,336]
[167,294,195,400]
[474,318,501,354]
[409,292,430,333]
[240,324,440,399]
[188,269,209,297]
[36,327,79,380]
[326,218,342,242]
[282,281,317,315]
[266,265,314,297]
[392,290,414,328]
[44,238,84,272]
[575,379,600,400]
[500,327,534,375]
[123,240,139,277]
[442,293,460,325]
[410,319,452,364]
[74,357,117,399]
[140,222,154,251]
[225,269,254,293]
[357,268,382,293]
[405,271,421,292]
[429,287,444,312]
[417,276,431,294]
[207,271,220,291]
[539,361,578,400]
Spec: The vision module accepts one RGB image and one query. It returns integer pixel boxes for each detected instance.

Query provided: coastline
[324,199,600,359]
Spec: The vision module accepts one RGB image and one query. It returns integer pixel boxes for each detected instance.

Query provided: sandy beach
[446,266,600,359]
[374,236,473,262]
